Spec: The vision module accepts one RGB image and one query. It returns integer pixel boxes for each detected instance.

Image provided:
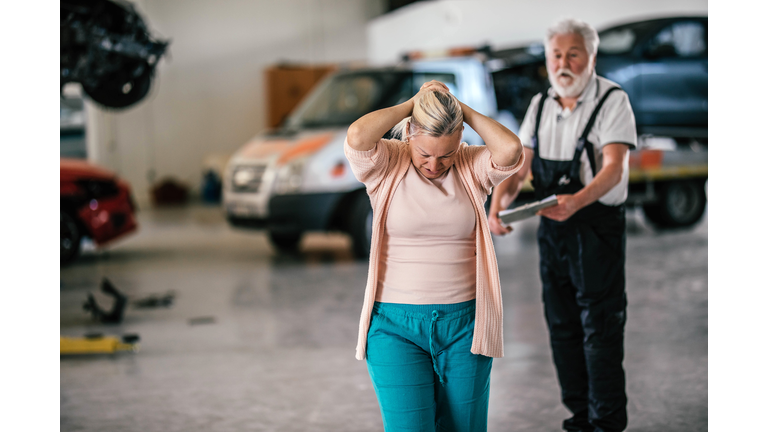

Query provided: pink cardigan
[345,138,524,360]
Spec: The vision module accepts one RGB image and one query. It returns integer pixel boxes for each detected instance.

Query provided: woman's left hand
[417,80,450,96]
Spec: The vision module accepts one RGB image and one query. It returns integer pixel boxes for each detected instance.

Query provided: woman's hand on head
[414,80,450,100]
[422,80,449,93]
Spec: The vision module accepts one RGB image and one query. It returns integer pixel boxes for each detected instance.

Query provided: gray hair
[545,18,600,57]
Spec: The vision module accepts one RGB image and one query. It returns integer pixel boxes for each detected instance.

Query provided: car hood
[60,158,117,181]
[232,128,345,166]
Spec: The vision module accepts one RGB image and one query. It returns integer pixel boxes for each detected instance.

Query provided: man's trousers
[538,204,628,432]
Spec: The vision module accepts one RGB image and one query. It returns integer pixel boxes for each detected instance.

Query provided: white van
[223,56,514,258]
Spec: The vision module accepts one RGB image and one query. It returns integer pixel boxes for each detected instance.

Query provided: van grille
[231,165,268,193]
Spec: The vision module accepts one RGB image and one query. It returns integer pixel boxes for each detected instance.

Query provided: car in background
[494,15,708,136]
[60,158,138,264]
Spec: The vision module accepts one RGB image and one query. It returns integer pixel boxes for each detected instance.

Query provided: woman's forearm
[460,102,523,167]
[347,100,414,151]
[490,174,522,214]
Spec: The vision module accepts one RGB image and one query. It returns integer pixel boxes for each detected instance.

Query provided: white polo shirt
[518,74,637,205]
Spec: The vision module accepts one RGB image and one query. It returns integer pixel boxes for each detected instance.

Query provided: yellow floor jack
[60,333,140,355]
[61,278,162,355]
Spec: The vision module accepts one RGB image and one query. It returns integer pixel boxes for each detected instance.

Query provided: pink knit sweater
[345,138,524,360]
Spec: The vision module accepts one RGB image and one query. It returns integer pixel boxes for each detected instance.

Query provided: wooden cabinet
[265,64,336,129]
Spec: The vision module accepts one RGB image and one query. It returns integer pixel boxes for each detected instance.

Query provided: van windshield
[285,71,413,129]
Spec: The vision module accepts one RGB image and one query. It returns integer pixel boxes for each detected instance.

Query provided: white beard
[548,66,593,99]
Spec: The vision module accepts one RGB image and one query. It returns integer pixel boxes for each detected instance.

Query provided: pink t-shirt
[376,164,476,304]
[344,138,525,360]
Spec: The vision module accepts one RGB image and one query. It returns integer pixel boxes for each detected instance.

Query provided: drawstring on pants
[429,310,445,386]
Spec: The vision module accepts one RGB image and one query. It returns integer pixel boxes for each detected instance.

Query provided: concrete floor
[60,203,707,432]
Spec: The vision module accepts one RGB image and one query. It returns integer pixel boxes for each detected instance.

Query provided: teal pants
[366,300,493,432]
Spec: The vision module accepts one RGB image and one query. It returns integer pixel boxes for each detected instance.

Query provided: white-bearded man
[489,18,637,432]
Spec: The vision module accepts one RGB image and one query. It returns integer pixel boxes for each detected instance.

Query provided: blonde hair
[391,91,463,141]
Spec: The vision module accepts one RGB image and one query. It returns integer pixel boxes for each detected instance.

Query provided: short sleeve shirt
[517,74,637,205]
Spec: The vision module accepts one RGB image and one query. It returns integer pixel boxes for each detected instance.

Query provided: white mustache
[556,69,576,79]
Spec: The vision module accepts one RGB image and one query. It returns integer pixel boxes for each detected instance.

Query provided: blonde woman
[345,80,524,432]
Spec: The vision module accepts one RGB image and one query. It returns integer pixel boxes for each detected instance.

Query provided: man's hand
[537,194,582,222]
[489,212,513,236]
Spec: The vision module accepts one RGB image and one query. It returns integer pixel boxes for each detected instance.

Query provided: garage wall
[86,0,385,207]
[86,0,708,207]
[367,0,708,64]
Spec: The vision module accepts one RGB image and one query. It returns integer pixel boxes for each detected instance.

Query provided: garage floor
[60,203,707,432]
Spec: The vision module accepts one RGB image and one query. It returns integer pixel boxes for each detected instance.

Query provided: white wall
[367,0,708,64]
[86,0,385,207]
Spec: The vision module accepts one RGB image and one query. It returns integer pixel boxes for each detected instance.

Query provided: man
[489,18,637,432]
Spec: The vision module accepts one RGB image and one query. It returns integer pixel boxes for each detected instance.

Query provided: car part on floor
[83,278,128,324]
[150,178,189,206]
[268,230,303,252]
[132,291,175,309]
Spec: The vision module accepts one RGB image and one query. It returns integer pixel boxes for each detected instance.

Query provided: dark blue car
[494,16,708,138]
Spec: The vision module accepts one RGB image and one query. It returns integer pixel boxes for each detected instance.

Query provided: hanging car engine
[61,0,169,109]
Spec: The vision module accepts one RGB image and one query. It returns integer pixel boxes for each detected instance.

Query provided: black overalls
[531,87,628,432]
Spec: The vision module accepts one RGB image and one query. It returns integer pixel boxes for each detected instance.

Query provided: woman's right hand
[488,212,513,236]
[349,82,449,151]
[412,80,450,102]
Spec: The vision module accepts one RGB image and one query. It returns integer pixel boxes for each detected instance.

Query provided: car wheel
[642,180,707,228]
[348,193,373,260]
[268,230,303,253]
[61,210,82,265]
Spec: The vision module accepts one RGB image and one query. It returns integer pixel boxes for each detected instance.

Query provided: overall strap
[578,86,623,176]
[532,90,548,159]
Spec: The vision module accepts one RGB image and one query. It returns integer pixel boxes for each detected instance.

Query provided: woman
[345,80,524,432]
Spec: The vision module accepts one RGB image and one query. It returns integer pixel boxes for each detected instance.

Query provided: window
[599,28,637,54]
[598,20,659,55]
[646,21,707,58]
[413,73,458,95]
[287,72,411,128]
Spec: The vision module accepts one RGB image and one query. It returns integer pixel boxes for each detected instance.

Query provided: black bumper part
[227,192,347,233]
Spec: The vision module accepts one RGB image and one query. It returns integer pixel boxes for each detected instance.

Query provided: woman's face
[408,128,462,179]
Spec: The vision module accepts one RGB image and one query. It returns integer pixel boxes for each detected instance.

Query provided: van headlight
[230,164,268,192]
[274,158,306,194]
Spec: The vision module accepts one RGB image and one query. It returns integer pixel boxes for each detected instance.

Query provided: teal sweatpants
[366,300,493,432]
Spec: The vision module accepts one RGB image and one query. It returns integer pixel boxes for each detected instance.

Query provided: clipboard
[497,195,558,225]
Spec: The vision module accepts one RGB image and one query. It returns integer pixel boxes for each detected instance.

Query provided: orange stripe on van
[629,149,664,170]
[639,149,664,169]
[240,140,291,158]
[277,133,335,165]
